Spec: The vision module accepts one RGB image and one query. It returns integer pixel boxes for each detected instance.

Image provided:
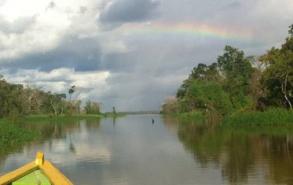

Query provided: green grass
[12,170,51,185]
[0,119,38,156]
[178,111,204,121]
[0,114,102,156]
[25,114,102,120]
[172,108,293,127]
[23,113,127,122]
[222,108,293,126]
[165,111,205,125]
[19,114,102,125]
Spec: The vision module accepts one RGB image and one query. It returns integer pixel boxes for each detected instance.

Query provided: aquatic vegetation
[0,119,37,156]
[223,108,293,126]
[24,114,102,123]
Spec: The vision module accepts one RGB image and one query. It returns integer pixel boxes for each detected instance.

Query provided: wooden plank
[40,161,73,185]
[0,162,38,185]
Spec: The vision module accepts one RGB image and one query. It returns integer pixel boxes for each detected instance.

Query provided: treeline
[162,24,293,117]
[0,77,101,118]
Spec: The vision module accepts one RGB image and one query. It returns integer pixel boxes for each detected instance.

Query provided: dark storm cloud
[99,0,159,24]
[0,36,103,72]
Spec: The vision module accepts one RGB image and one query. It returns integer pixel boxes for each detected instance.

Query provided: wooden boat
[0,152,73,185]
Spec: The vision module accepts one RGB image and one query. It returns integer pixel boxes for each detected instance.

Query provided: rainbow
[116,22,253,41]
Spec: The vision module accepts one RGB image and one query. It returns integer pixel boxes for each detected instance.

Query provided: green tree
[177,63,221,99]
[84,100,100,114]
[260,25,293,109]
[217,46,254,109]
[162,97,179,114]
[68,85,75,101]
[183,80,232,115]
[0,76,84,117]
[190,63,221,82]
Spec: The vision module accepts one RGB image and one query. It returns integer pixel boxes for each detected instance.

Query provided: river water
[1,115,293,185]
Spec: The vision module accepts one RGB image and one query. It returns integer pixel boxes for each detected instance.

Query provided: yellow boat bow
[0,152,73,185]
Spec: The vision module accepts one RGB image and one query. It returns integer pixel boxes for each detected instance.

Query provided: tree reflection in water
[0,117,101,172]
[165,116,293,185]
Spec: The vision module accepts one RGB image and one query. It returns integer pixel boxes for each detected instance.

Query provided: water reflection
[1,115,293,185]
[0,118,103,174]
[112,116,116,127]
[165,116,293,185]
[2,116,223,185]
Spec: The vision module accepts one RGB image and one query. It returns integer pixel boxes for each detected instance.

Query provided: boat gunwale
[0,152,73,185]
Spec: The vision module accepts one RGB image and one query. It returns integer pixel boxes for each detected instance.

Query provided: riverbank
[222,108,293,126]
[169,111,205,125]
[166,108,293,127]
[21,113,126,122]
[0,114,106,156]
[0,119,37,156]
[24,114,102,122]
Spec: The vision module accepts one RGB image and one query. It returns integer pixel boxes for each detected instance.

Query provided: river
[1,115,293,185]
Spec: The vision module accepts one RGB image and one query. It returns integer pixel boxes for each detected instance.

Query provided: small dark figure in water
[152,118,155,124]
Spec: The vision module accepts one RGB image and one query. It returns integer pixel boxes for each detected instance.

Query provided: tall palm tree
[68,85,76,101]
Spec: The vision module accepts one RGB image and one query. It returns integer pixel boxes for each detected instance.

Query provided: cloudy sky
[0,0,292,111]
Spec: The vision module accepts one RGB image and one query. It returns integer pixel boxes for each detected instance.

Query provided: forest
[0,81,102,151]
[0,79,101,118]
[162,24,293,124]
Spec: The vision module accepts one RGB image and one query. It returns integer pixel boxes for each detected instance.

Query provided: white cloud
[0,68,110,101]
[0,0,103,60]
